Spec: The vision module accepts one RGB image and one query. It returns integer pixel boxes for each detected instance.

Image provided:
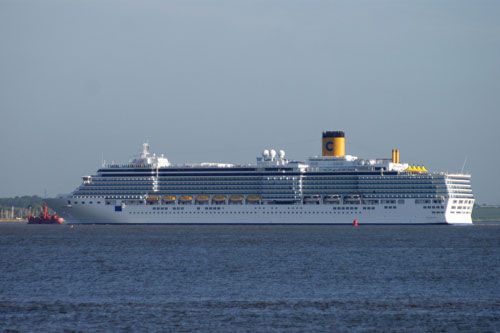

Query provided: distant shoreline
[0,219,27,223]
[472,219,500,222]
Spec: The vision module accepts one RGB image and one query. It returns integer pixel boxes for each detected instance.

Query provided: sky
[0,0,499,204]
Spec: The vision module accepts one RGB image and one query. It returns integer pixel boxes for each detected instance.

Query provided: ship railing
[105,163,154,168]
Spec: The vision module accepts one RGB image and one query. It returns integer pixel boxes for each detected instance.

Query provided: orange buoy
[353,219,358,226]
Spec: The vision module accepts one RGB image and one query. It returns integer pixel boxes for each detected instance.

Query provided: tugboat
[27,204,64,224]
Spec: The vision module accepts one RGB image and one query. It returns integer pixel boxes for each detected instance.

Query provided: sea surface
[1,223,499,332]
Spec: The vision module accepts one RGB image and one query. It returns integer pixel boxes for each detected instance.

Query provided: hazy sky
[1,0,499,204]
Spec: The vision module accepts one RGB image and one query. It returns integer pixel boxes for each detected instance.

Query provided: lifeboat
[196,196,210,202]
[212,195,227,202]
[27,205,64,224]
[147,196,159,201]
[246,195,261,204]
[229,195,244,204]
[179,196,193,203]
[162,196,176,202]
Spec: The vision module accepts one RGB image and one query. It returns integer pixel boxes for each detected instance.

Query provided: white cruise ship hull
[47,132,475,226]
[46,198,473,225]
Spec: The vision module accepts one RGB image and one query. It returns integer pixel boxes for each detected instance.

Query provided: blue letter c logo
[326,141,333,151]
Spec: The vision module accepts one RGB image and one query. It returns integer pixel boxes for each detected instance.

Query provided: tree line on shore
[0,196,54,220]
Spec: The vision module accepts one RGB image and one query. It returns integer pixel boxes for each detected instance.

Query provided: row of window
[148,206,365,212]
[76,190,454,198]
[89,181,456,189]
[91,175,464,183]
[124,208,470,216]
[452,200,474,204]
[96,175,470,185]
[333,207,358,210]
[84,180,458,187]
[98,175,442,180]
[71,201,102,205]
[451,206,470,210]
[127,210,361,215]
[68,199,442,205]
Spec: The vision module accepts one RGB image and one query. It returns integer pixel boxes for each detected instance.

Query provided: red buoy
[353,219,358,226]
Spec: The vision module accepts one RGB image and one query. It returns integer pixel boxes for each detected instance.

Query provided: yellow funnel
[322,131,345,157]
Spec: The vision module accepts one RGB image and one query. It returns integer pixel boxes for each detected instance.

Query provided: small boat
[27,205,64,224]
[212,195,226,204]
[246,195,261,204]
[229,195,244,205]
[179,196,193,202]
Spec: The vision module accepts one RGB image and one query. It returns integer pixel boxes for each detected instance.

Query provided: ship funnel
[322,131,345,157]
[392,149,400,163]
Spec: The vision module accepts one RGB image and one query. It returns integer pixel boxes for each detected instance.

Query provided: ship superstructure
[46,132,474,224]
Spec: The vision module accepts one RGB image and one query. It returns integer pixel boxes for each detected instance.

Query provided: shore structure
[0,219,27,223]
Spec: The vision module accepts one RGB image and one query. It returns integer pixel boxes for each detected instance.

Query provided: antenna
[461,156,468,174]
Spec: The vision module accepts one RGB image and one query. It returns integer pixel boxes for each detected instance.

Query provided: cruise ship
[46,132,474,225]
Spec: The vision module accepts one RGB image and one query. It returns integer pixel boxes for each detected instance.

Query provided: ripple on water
[0,224,499,331]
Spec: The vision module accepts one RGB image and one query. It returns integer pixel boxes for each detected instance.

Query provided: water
[1,223,499,332]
